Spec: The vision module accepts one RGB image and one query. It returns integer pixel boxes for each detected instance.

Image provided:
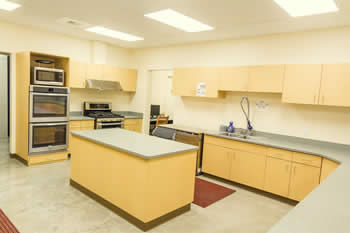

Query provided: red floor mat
[0,209,20,233]
[193,178,236,208]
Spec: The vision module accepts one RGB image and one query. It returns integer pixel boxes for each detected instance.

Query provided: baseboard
[9,153,28,166]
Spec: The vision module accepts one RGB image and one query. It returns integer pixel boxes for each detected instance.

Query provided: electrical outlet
[255,100,269,111]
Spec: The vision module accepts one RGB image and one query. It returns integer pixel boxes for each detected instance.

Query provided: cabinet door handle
[293,166,296,176]
[302,158,313,162]
[313,95,316,104]
[285,164,289,172]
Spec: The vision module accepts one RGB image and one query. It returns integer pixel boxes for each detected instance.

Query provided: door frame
[0,52,10,137]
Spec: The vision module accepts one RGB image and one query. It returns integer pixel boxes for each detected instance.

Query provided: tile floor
[0,138,295,233]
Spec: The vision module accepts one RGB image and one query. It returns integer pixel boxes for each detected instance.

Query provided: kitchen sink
[218,132,264,140]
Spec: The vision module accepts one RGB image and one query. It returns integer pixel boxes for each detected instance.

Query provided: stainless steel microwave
[29,85,70,123]
[33,67,64,86]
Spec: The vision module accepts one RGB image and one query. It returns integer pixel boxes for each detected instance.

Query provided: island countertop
[71,128,198,159]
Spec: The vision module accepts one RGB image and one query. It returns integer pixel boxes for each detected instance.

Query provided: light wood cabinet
[119,68,138,92]
[202,136,330,201]
[231,150,266,189]
[282,64,323,105]
[289,163,321,201]
[265,157,292,197]
[320,158,339,183]
[124,119,143,133]
[292,152,322,168]
[219,66,249,92]
[86,63,104,80]
[320,64,350,107]
[68,61,137,92]
[172,67,223,98]
[68,61,88,88]
[173,68,196,96]
[103,65,116,82]
[202,143,232,180]
[248,65,285,93]
[69,120,95,151]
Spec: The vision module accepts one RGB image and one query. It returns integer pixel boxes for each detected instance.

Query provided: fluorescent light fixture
[85,26,144,42]
[144,9,214,32]
[0,0,21,11]
[274,0,338,17]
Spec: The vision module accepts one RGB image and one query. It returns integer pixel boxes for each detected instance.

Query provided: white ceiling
[1,0,350,48]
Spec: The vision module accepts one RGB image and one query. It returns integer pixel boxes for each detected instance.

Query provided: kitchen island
[70,129,198,231]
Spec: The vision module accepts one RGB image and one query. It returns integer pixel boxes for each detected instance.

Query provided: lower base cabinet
[202,136,333,202]
[265,157,292,197]
[320,158,340,183]
[202,143,267,189]
[69,120,95,151]
[124,119,143,133]
[231,151,266,190]
[202,143,232,180]
[288,163,321,201]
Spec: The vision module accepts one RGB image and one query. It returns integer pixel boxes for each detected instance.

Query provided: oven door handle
[30,122,68,126]
[30,92,69,96]
[98,122,123,125]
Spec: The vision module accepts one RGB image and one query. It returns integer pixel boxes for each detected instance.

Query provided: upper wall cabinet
[118,68,138,92]
[68,61,138,92]
[248,65,285,93]
[320,64,350,107]
[173,67,223,98]
[219,66,249,92]
[282,64,323,105]
[86,63,104,80]
[68,61,88,88]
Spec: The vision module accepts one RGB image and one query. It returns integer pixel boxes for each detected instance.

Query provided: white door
[0,54,8,138]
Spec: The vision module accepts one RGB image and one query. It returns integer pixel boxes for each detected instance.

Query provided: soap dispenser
[227,121,235,133]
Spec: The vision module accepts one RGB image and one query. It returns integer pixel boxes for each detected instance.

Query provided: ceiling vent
[57,17,90,29]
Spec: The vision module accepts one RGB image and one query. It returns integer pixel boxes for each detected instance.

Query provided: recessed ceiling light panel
[85,26,144,42]
[274,0,339,17]
[0,0,21,11]
[144,9,214,32]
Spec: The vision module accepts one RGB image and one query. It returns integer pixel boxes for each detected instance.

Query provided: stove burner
[87,112,123,119]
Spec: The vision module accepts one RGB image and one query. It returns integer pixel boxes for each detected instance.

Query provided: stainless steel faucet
[240,96,254,136]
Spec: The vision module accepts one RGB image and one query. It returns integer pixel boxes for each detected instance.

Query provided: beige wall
[133,27,350,145]
[0,20,134,153]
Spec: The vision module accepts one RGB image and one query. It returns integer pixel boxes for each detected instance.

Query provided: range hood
[86,79,123,91]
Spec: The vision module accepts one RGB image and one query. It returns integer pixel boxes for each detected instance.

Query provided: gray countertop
[159,124,206,135]
[113,111,143,119]
[69,116,94,121]
[69,112,94,121]
[69,111,143,120]
[206,131,350,233]
[71,128,198,159]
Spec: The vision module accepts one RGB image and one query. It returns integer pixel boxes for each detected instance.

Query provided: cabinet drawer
[293,152,322,168]
[80,121,95,128]
[70,127,81,131]
[205,136,267,155]
[70,121,81,128]
[124,119,142,125]
[268,148,293,161]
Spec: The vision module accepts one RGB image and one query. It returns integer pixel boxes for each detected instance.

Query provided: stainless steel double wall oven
[28,85,70,154]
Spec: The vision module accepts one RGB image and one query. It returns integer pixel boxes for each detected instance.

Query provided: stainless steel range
[84,102,124,129]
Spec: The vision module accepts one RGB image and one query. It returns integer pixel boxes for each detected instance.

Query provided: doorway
[146,70,177,134]
[0,53,9,140]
